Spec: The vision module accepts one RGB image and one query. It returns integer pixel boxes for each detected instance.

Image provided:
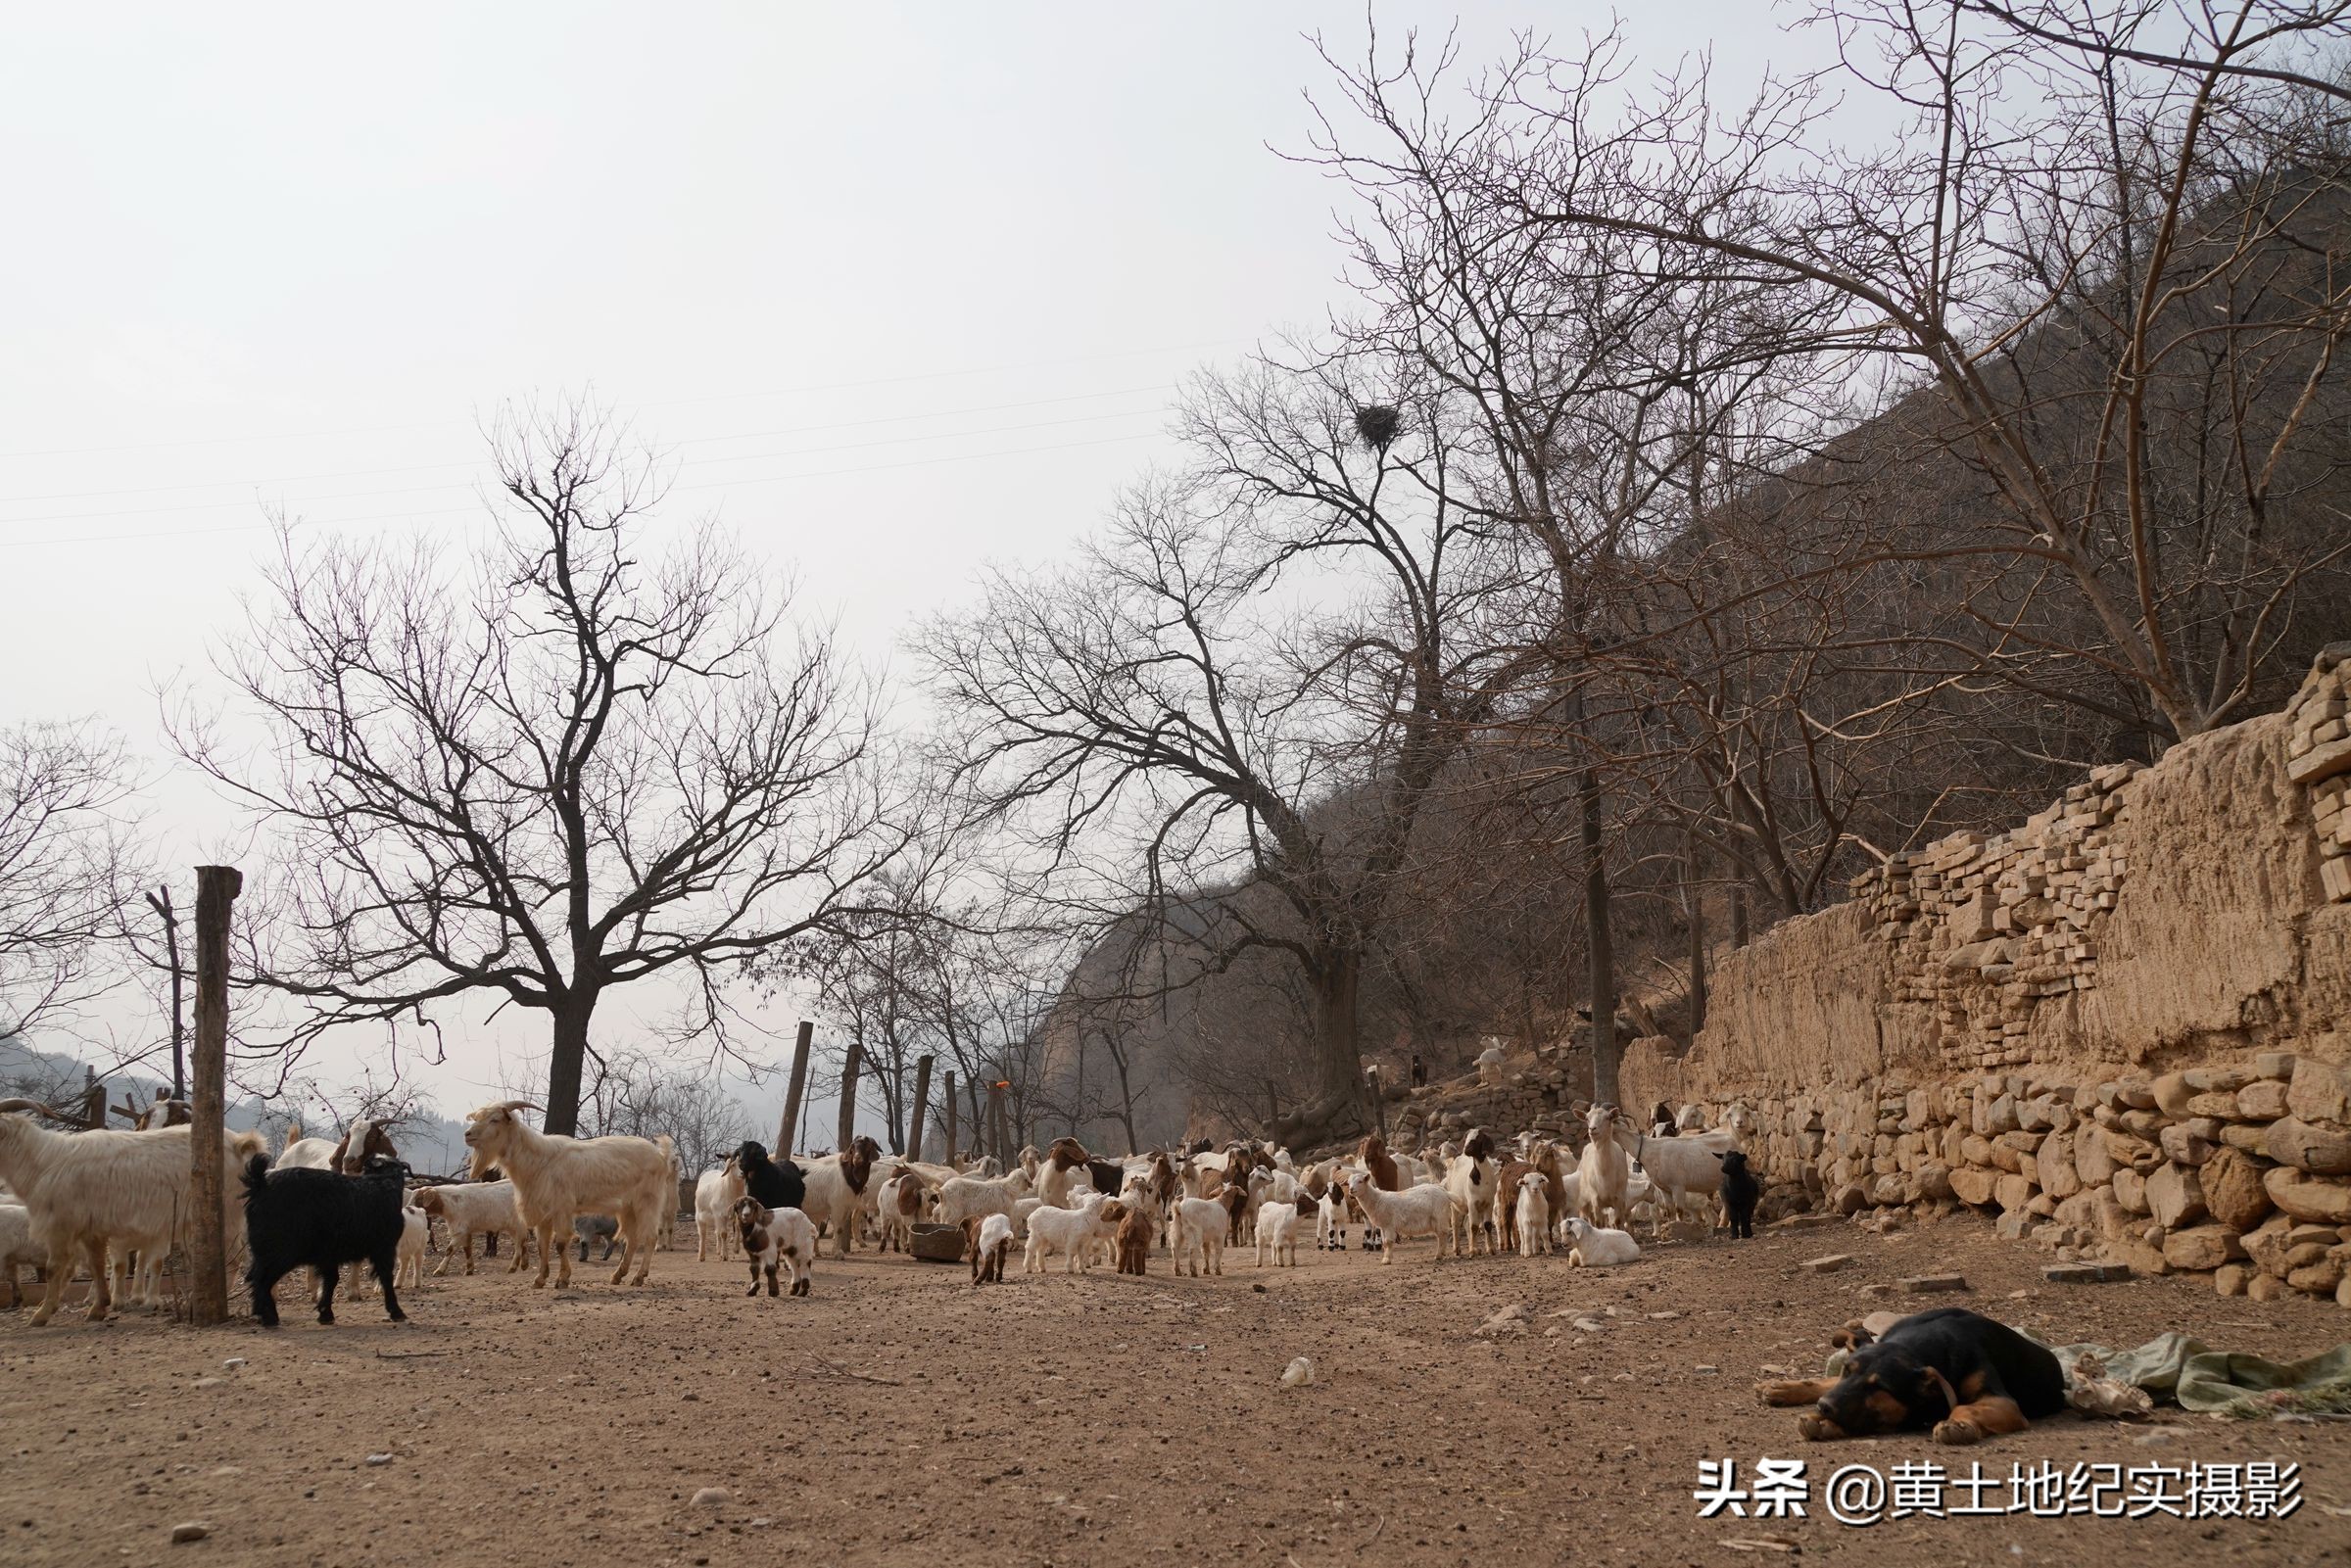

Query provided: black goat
[574,1214,619,1261]
[733,1140,806,1212]
[242,1152,410,1327]
[1716,1149,1761,1240]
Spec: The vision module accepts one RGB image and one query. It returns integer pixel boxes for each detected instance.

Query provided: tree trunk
[1268,948,1368,1151]
[1730,881,1750,949]
[1105,1042,1140,1156]
[1581,766,1619,1107]
[189,864,242,1326]
[1684,840,1707,1042]
[544,994,593,1137]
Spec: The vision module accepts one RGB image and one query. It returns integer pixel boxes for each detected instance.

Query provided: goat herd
[0,1093,1764,1329]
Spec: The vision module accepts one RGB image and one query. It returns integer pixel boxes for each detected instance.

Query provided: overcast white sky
[0,4,1839,1141]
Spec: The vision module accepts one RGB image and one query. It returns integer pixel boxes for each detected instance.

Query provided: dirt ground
[3,1212,2348,1568]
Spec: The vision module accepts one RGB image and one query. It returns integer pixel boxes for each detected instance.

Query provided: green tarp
[2036,1330,2351,1413]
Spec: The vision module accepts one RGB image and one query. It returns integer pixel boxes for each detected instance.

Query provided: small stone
[2216,1263,2249,1297]
[219,1358,246,1370]
[191,1378,222,1390]
[2041,1262,2129,1283]
[1474,1305,1530,1337]
[691,1488,731,1508]
[1803,1255,1853,1273]
[1859,1282,1898,1298]
[169,1524,210,1544]
[1695,1364,1720,1374]
[363,1453,393,1467]
[1280,1355,1317,1387]
[1901,1273,1969,1293]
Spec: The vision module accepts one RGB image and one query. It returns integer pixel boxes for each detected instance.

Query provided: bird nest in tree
[1354,404,1401,453]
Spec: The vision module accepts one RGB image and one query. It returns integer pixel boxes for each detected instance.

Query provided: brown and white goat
[734,1196,815,1298]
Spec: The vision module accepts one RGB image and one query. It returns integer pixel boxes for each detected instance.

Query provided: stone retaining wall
[1623,647,2351,1309]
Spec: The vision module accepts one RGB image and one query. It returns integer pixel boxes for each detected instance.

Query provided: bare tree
[0,720,143,1046]
[922,355,1515,1148]
[1379,4,2351,743]
[171,400,906,1133]
[578,1051,751,1176]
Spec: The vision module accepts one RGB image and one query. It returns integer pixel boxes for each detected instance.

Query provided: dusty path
[3,1212,2347,1567]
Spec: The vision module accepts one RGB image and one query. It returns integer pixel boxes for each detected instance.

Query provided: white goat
[1,1202,47,1308]
[1442,1130,1500,1256]
[460,1101,672,1289]
[1561,1215,1642,1266]
[393,1207,429,1288]
[1345,1173,1463,1265]
[1576,1104,1634,1230]
[0,1100,265,1325]
[694,1162,747,1261]
[412,1180,532,1274]
[1169,1195,1230,1277]
[1512,1171,1552,1258]
[1253,1193,1312,1266]
[274,1139,336,1169]
[935,1166,1034,1230]
[1024,1194,1122,1274]
[1613,1107,1751,1228]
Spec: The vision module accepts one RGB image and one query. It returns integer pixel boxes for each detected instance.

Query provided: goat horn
[0,1097,49,1114]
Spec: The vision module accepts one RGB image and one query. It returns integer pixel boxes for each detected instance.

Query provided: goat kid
[967,1213,1016,1286]
[733,1197,816,1298]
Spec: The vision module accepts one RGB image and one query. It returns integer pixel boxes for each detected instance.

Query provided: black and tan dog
[1755,1307,2067,1446]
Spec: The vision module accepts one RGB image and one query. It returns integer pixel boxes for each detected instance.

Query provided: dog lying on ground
[1755,1307,2066,1446]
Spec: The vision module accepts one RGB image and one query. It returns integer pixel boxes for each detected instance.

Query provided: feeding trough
[909,1221,966,1263]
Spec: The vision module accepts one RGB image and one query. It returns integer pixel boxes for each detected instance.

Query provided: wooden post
[943,1072,958,1164]
[906,1055,934,1163]
[1368,1066,1387,1141]
[986,1079,1010,1167]
[776,1020,813,1156]
[188,864,241,1326]
[81,1066,103,1129]
[147,884,186,1101]
[836,1034,863,1154]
